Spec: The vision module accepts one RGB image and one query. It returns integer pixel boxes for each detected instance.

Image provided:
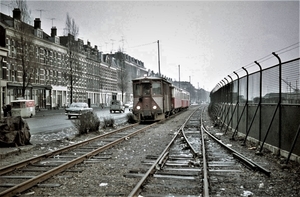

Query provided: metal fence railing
[209,47,300,163]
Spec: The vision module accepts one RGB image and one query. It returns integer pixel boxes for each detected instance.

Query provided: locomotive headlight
[136,106,141,110]
[153,105,157,109]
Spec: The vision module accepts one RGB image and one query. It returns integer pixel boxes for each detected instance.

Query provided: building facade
[0,8,147,110]
[112,51,148,103]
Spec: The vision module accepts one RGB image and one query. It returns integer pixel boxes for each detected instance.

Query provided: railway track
[0,122,155,197]
[201,111,271,196]
[128,106,271,196]
[0,106,272,196]
[128,106,203,196]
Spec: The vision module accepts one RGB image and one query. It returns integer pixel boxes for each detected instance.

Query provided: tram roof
[132,76,170,83]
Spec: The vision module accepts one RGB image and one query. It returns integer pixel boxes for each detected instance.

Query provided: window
[2,66,7,80]
[11,70,15,81]
[133,84,141,96]
[142,84,151,95]
[152,82,161,95]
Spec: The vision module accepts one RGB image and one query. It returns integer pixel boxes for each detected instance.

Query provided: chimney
[13,8,21,20]
[51,26,57,37]
[34,18,41,29]
[94,45,98,50]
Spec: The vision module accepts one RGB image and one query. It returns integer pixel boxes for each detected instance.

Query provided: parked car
[124,101,133,108]
[110,100,125,113]
[65,102,93,119]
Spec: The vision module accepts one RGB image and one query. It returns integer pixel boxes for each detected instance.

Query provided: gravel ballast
[1,106,299,196]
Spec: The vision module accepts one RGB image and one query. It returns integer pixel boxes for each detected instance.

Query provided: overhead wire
[127,41,157,49]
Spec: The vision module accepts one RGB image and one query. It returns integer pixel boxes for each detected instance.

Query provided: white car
[65,102,93,119]
[124,101,133,108]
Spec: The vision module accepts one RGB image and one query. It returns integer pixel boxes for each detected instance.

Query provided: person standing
[2,104,7,117]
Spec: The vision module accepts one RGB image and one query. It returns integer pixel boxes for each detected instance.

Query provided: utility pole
[178,65,180,88]
[157,40,161,77]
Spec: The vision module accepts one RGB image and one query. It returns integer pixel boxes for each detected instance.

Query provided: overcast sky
[1,0,299,90]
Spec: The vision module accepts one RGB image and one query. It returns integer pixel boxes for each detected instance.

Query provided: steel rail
[182,126,200,156]
[200,108,270,176]
[200,109,210,197]
[128,107,200,197]
[181,107,209,196]
[200,105,271,197]
[0,122,157,197]
[0,123,139,176]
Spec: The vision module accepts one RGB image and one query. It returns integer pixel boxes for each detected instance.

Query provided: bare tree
[62,13,81,104]
[64,13,79,38]
[116,51,129,102]
[12,2,38,99]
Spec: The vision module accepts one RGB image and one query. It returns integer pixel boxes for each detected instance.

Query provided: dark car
[110,100,125,113]
[65,102,93,119]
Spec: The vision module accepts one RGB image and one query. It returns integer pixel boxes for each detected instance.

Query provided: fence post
[225,72,239,134]
[235,72,239,134]
[257,53,282,155]
[256,61,262,143]
[231,67,249,140]
[243,67,249,136]
[273,52,282,154]
[243,61,263,146]
[223,77,231,128]
[219,80,227,130]
[228,75,234,130]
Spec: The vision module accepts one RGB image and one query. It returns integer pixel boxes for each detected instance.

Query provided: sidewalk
[34,108,65,117]
[34,106,106,117]
[0,106,108,119]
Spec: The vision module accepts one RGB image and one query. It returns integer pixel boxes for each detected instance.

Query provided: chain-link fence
[209,53,300,163]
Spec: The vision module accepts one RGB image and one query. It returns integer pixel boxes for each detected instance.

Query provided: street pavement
[34,106,131,118]
[0,106,132,159]
[35,106,103,117]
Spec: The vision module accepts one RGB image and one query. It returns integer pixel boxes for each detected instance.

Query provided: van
[110,100,125,113]
[11,99,35,118]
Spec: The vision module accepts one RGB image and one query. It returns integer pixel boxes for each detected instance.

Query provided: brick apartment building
[0,8,147,110]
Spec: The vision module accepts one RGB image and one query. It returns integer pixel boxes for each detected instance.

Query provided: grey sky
[1,0,299,90]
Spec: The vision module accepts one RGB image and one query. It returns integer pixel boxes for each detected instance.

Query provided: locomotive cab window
[152,82,161,95]
[133,84,142,96]
[142,84,151,95]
